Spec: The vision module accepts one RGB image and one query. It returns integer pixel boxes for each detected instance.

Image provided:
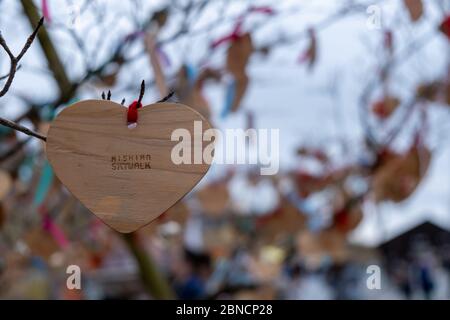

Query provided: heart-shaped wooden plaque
[46,100,213,233]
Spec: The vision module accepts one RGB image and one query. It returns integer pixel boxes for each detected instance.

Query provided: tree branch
[122,233,175,299]
[0,117,46,141]
[0,17,43,97]
[20,0,73,100]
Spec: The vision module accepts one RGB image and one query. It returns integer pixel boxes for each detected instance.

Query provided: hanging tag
[0,170,12,201]
[403,0,424,22]
[45,100,214,233]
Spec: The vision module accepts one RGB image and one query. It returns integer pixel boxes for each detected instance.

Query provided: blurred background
[0,0,450,299]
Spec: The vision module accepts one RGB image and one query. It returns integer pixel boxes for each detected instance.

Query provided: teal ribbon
[221,79,236,118]
[33,161,54,207]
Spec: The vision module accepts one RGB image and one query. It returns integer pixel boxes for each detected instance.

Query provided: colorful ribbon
[221,78,236,118]
[42,0,51,24]
[33,161,54,207]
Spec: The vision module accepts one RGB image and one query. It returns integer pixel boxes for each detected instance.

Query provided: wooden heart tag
[46,100,213,233]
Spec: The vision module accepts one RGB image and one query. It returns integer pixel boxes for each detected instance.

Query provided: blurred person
[279,263,303,300]
[416,260,435,300]
[412,245,437,300]
[391,260,412,300]
[442,245,450,298]
[173,248,212,300]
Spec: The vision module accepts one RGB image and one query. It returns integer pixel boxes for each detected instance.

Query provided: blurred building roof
[378,220,450,261]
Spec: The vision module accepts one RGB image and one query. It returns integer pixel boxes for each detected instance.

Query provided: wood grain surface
[46,100,213,233]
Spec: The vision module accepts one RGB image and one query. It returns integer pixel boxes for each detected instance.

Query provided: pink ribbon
[42,0,51,24]
[210,6,275,49]
[43,215,69,249]
[39,206,69,249]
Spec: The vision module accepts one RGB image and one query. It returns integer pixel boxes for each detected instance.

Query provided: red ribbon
[38,206,69,249]
[440,15,450,40]
[127,100,143,125]
[211,20,244,49]
[210,6,275,49]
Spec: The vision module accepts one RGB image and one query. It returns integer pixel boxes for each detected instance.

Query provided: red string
[210,6,275,49]
[127,100,143,126]
[211,20,244,49]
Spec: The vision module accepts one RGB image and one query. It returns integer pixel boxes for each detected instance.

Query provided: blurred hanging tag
[156,46,171,67]
[176,65,217,121]
[226,33,253,76]
[196,181,230,217]
[45,100,214,233]
[151,8,169,29]
[332,205,363,234]
[212,32,254,116]
[371,96,401,119]
[298,28,317,70]
[372,144,431,203]
[144,32,169,96]
[190,86,212,121]
[0,170,12,200]
[258,198,306,243]
[403,0,424,22]
[24,227,60,260]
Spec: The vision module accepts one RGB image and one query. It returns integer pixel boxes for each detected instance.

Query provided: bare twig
[157,91,174,103]
[0,117,46,141]
[0,17,43,97]
[101,90,112,100]
[0,65,22,81]
[0,16,46,143]
[137,80,145,106]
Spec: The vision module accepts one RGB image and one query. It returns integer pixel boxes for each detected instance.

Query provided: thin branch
[0,17,46,143]
[0,117,47,141]
[0,17,43,97]
[0,65,22,80]
[157,91,174,103]
[137,80,145,106]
